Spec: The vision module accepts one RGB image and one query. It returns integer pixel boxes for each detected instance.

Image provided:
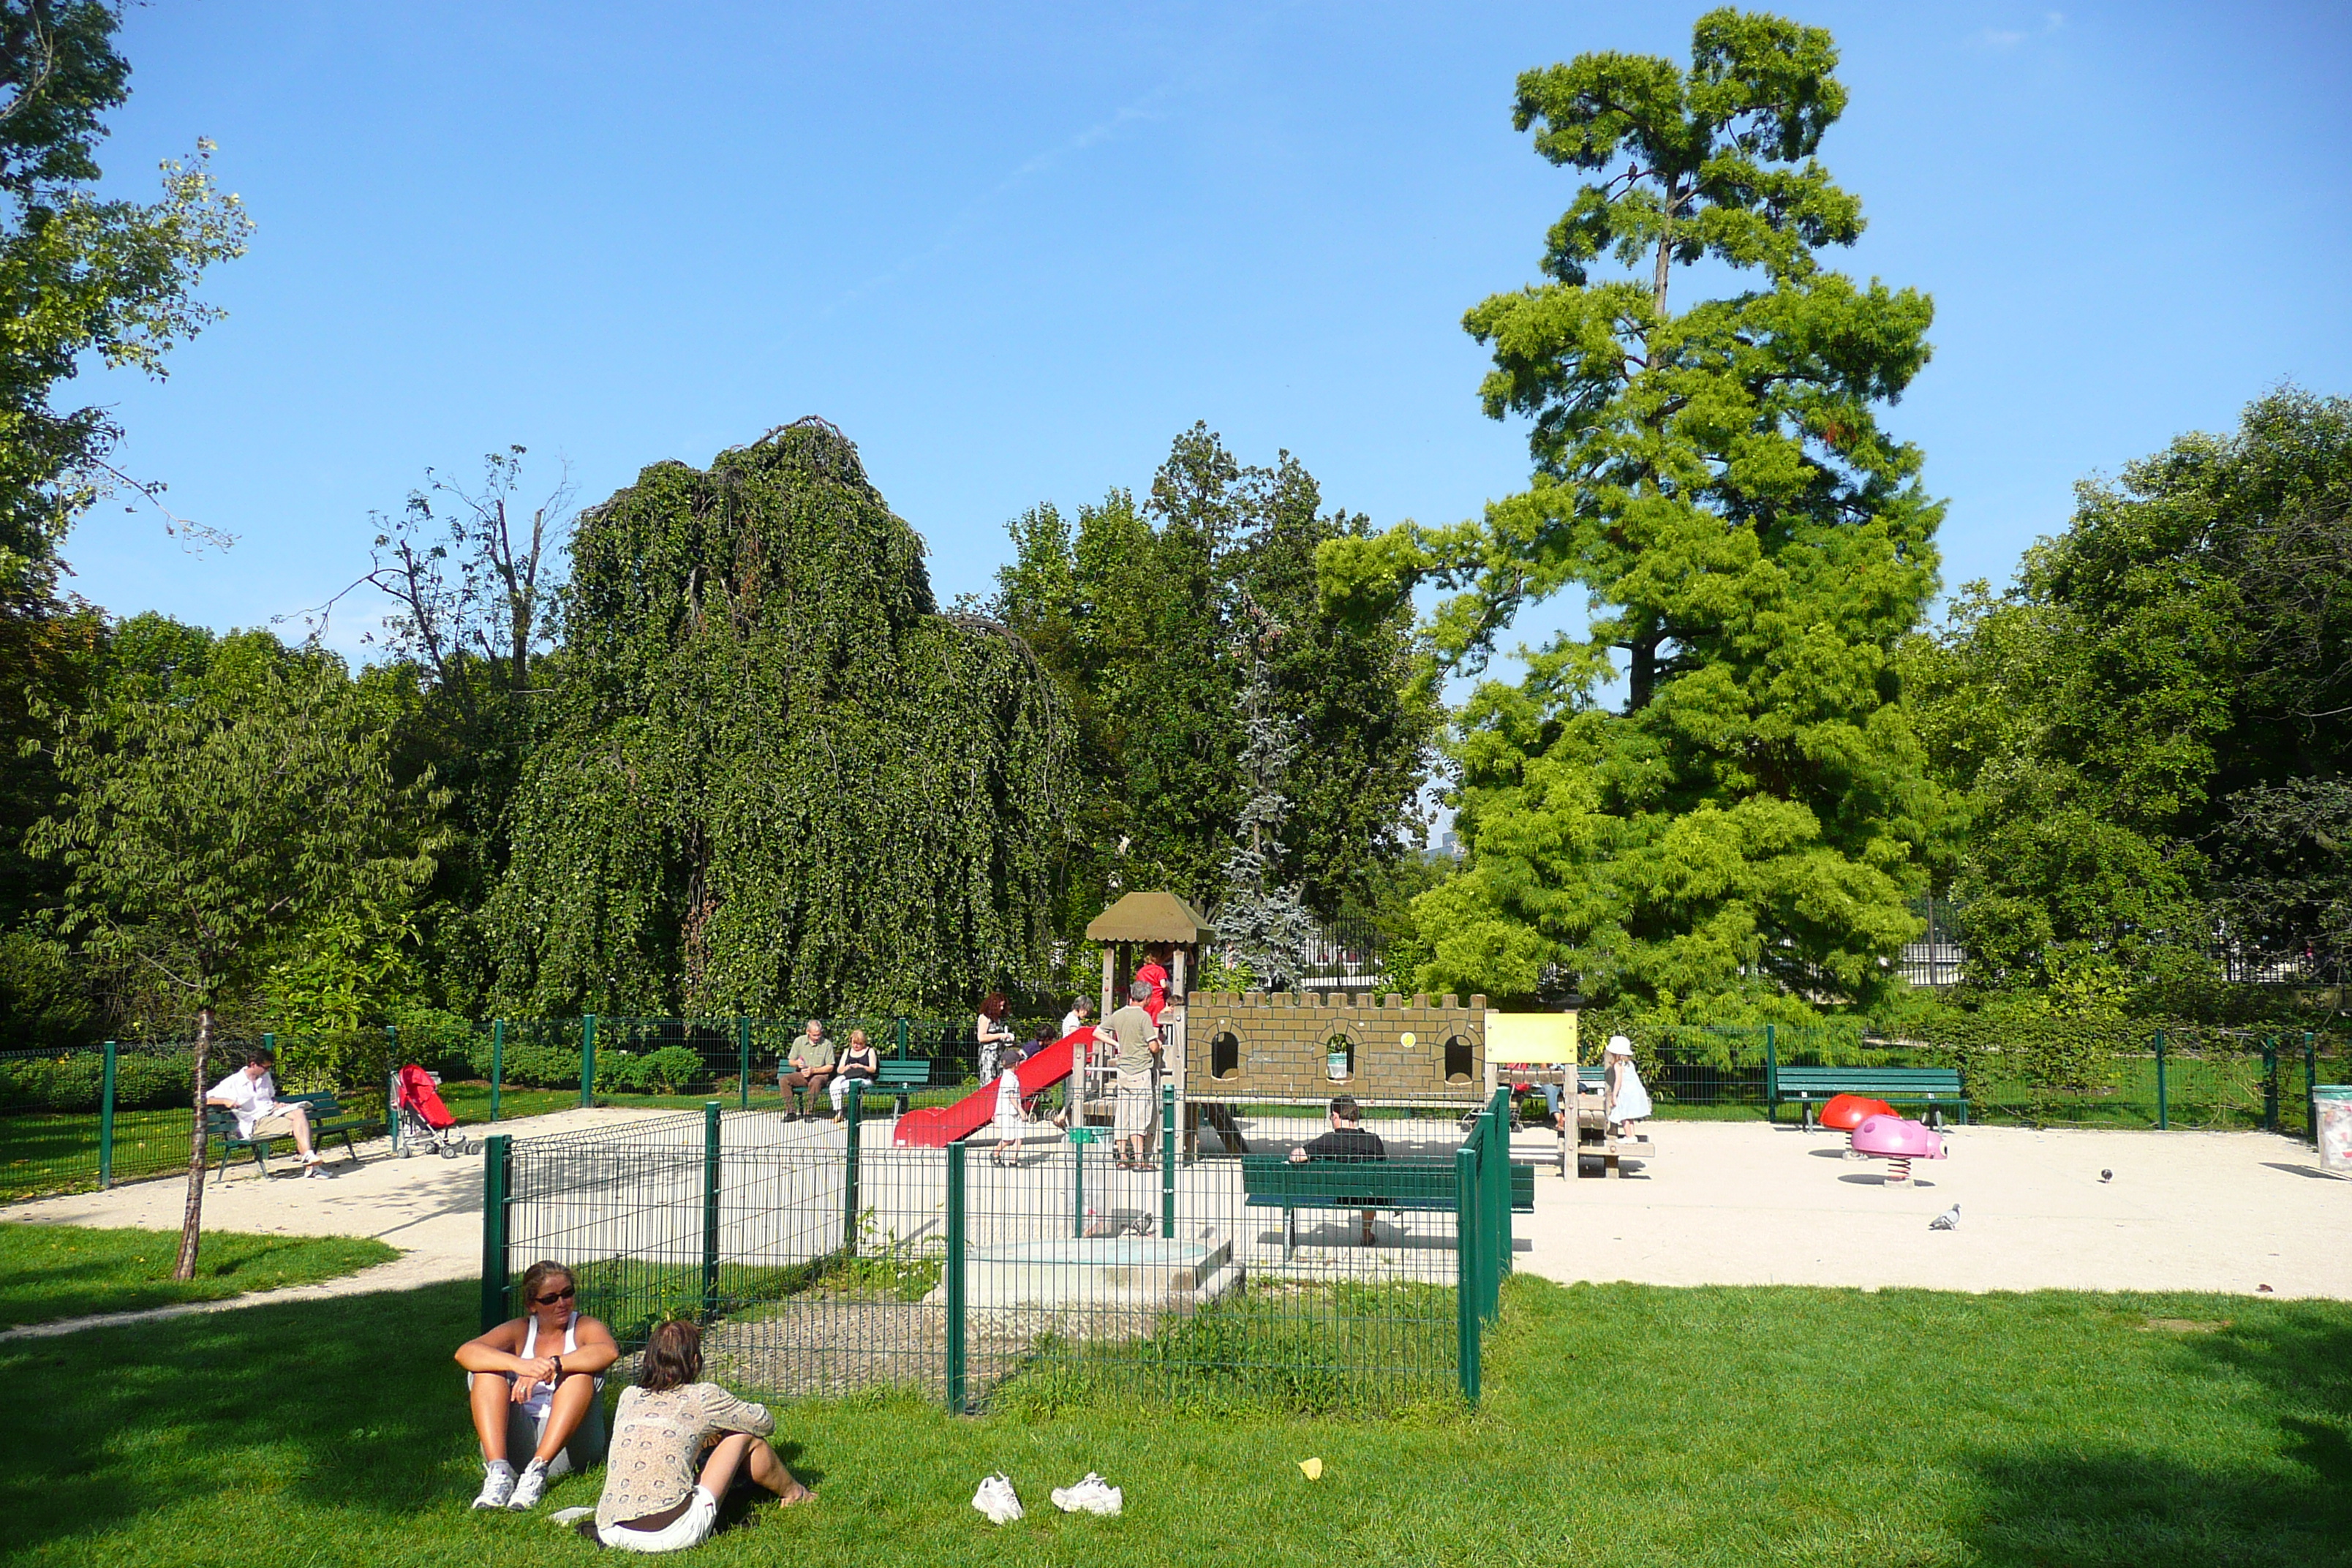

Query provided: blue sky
[59,1,2352,671]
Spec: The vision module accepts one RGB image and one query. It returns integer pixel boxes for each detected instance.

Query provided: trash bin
[2316,1085,2352,1177]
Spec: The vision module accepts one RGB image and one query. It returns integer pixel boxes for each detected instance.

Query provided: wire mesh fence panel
[0,1041,217,1199]
[497,1090,1507,1415]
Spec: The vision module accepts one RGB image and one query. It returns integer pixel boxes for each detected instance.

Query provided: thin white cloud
[824,83,1175,316]
[1978,11,2065,49]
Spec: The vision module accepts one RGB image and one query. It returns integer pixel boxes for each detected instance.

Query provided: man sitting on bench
[1287,1095,1387,1245]
[206,1046,324,1177]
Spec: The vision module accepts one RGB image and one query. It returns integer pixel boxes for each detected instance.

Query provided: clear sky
[56,1,2352,666]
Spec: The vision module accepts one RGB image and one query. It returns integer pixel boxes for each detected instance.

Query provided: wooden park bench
[1767,1065,1970,1128]
[205,1091,371,1182]
[1240,1154,1534,1260]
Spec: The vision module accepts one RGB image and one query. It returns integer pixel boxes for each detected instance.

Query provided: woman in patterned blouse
[592,1319,811,1550]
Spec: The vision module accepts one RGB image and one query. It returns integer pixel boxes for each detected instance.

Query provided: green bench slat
[1238,1156,1534,1213]
[204,1092,368,1178]
[1768,1066,1969,1124]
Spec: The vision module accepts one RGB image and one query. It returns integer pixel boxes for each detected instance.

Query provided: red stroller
[395,1064,480,1158]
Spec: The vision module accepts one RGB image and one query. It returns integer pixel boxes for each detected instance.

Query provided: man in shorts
[206,1046,325,1175]
[1108,979,1160,1169]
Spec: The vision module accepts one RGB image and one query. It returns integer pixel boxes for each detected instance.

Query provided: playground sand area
[1509,1116,2351,1300]
[6,1105,2345,1308]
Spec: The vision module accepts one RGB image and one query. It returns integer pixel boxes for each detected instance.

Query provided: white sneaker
[971,1471,1023,1523]
[1050,1472,1123,1516]
[472,1461,516,1509]
[508,1459,548,1510]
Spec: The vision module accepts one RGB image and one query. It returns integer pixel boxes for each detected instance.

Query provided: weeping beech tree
[488,419,1068,1016]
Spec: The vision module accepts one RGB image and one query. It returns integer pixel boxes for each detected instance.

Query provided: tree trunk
[172,1005,213,1281]
[1627,634,1663,713]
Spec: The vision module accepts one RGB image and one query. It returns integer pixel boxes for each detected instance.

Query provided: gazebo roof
[1085,890,1218,944]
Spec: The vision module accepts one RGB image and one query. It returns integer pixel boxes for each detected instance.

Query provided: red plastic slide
[890,1030,1090,1147]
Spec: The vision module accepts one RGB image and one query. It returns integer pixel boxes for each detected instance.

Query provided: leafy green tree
[0,1,249,608]
[995,425,1434,936]
[487,419,1069,1015]
[26,643,444,1278]
[1908,388,2352,999]
[1322,9,1940,1019]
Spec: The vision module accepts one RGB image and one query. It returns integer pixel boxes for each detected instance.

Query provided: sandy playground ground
[5,1107,2347,1324]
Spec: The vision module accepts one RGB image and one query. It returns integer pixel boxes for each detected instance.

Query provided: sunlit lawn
[0,1222,397,1327]
[2,1273,2342,1567]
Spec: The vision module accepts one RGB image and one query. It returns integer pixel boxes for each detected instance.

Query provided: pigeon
[1929,1203,1961,1230]
[2100,1169,2113,1183]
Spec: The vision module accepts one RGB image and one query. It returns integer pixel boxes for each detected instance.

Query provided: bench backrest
[1771,1067,1964,1096]
[873,1060,932,1085]
[1237,1156,1536,1212]
[1240,1155,1459,1204]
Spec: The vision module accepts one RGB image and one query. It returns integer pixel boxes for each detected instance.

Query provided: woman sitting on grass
[594,1319,811,1552]
[456,1260,620,1509]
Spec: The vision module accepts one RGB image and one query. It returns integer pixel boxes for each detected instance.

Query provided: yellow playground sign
[1485,1011,1578,1064]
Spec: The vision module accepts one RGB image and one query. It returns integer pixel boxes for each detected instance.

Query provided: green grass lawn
[1,1275,2342,1567]
[0,1223,400,1328]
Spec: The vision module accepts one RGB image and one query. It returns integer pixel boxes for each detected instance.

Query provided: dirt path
[0,1105,681,1339]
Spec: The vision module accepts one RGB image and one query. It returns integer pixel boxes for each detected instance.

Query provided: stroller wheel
[439,1139,461,1158]
[398,1143,414,1159]
[463,1138,484,1156]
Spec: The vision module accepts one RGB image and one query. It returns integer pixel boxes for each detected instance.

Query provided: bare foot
[778,1482,814,1507]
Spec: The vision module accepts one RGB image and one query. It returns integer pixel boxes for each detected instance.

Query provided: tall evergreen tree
[1323,10,1941,1018]
[995,425,1434,935]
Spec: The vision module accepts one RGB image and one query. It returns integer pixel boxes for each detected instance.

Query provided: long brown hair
[639,1318,704,1392]
[980,993,1009,1021]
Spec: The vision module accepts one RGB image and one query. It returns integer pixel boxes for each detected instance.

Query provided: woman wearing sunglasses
[456,1260,620,1509]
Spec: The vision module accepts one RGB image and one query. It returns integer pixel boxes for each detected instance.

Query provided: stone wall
[1180,991,1488,1103]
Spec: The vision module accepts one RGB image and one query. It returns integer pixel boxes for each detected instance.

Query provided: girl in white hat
[1602,1036,1652,1138]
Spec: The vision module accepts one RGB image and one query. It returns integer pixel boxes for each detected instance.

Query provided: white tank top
[516,1311,578,1418]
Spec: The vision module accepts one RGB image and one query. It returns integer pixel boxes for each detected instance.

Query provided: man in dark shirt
[1289,1096,1386,1244]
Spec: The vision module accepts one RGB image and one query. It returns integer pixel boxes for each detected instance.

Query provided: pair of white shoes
[472,1458,549,1511]
[970,1471,1123,1523]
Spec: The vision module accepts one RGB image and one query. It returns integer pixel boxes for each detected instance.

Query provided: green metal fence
[482,1087,1522,1411]
[0,1034,404,1201]
[1515,1022,2352,1134]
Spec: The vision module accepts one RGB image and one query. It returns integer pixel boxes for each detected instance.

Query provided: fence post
[1455,1143,1480,1403]
[1764,1023,1778,1107]
[736,1017,752,1111]
[894,1017,909,1058]
[99,1040,117,1189]
[581,1015,598,1108]
[2154,1030,2168,1131]
[1486,1092,1507,1311]
[2263,1036,2280,1134]
[489,1020,505,1124]
[701,1101,722,1322]
[945,1142,967,1414]
[1161,1082,1177,1238]
[385,1025,400,1147]
[2307,1032,2319,1145]
[480,1134,513,1332]
[843,1083,863,1255]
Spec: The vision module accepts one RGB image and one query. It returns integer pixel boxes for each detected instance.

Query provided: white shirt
[1059,1011,1088,1039]
[207,1068,280,1138]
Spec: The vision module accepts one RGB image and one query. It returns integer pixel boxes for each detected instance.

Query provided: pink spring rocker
[1848,1113,1945,1185]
